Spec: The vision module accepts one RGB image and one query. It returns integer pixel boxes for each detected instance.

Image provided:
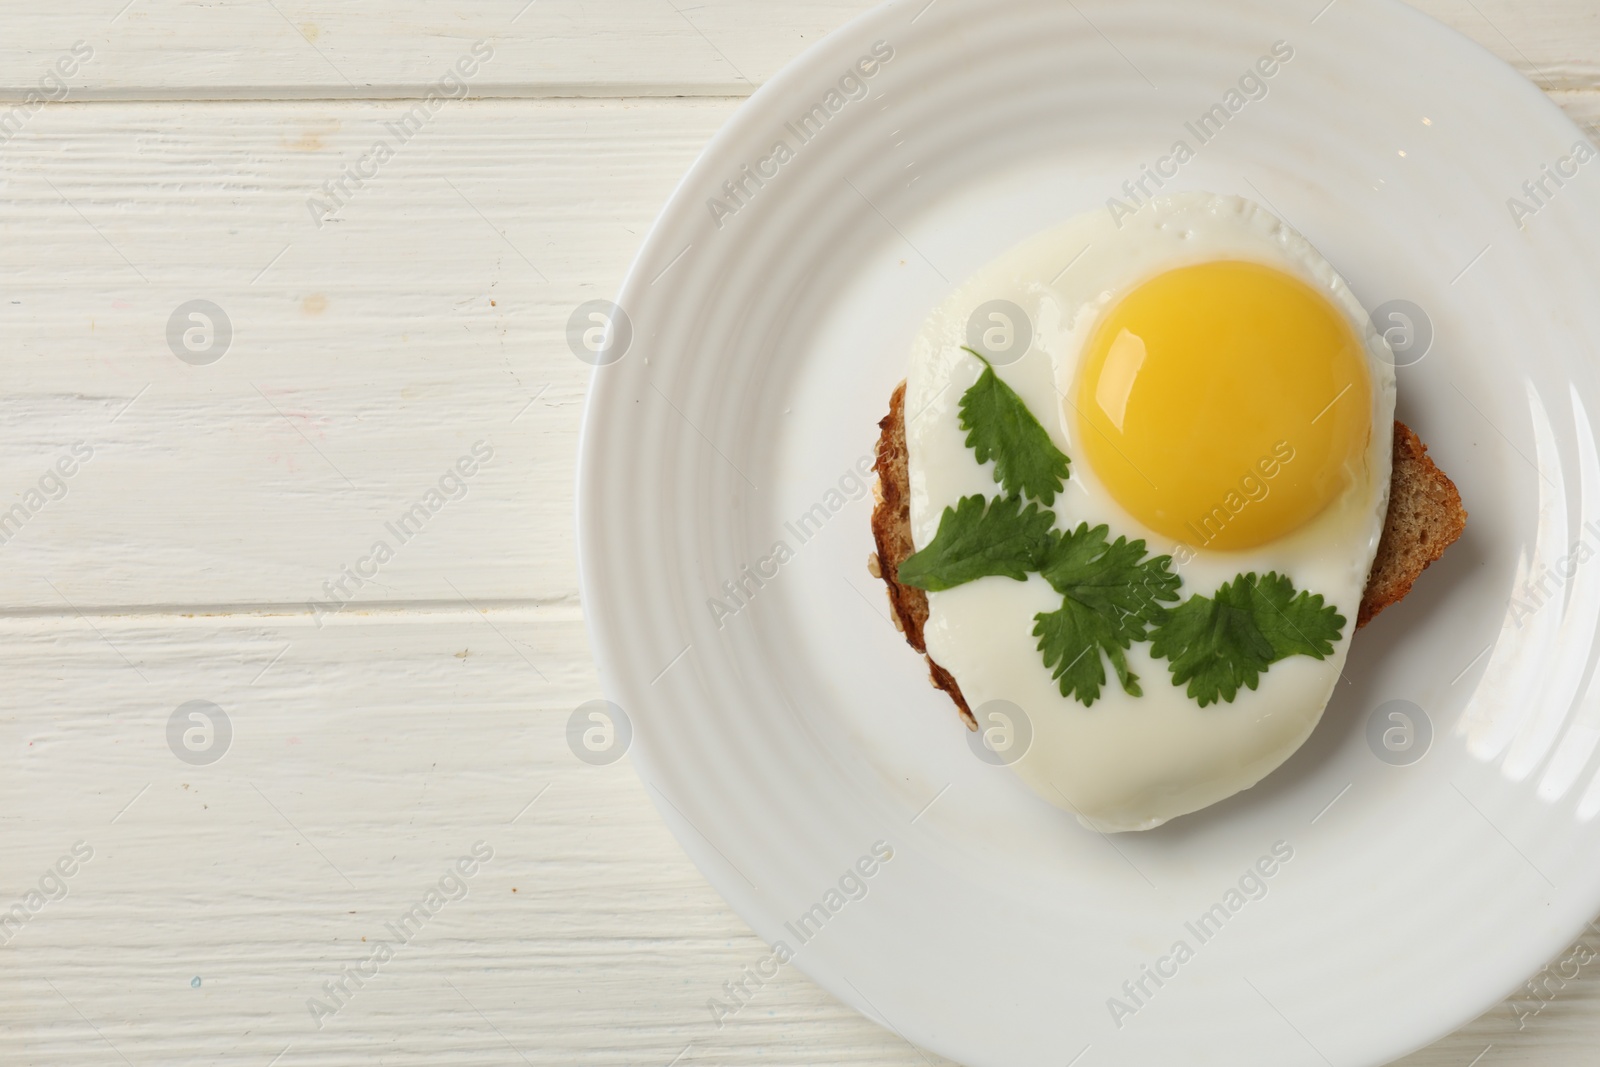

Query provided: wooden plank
[0,611,952,1066]
[0,608,1597,1064]
[0,1,1598,100]
[1,91,1597,613]
[0,0,876,100]
[0,98,734,610]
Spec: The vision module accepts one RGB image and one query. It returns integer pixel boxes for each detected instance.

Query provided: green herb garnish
[897,493,1055,592]
[1032,523,1180,705]
[958,347,1070,505]
[898,346,1347,709]
[1148,572,1345,707]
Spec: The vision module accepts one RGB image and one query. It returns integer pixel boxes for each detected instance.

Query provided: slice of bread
[869,382,1465,729]
[1357,420,1468,626]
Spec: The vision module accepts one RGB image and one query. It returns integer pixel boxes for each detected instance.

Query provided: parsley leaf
[1148,572,1346,707]
[1034,600,1138,707]
[1039,523,1180,629]
[1032,523,1180,706]
[1248,572,1345,660]
[897,494,1056,592]
[1146,590,1272,709]
[958,347,1070,505]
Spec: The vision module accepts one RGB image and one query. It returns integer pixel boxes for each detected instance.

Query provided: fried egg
[904,192,1396,832]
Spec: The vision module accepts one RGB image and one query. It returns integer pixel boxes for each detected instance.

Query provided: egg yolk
[1073,260,1371,551]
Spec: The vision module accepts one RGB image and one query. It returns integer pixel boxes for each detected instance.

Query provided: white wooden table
[2,3,1597,1064]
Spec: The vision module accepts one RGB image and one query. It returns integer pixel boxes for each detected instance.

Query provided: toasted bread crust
[870,381,1465,724]
[1357,420,1467,627]
[871,382,977,730]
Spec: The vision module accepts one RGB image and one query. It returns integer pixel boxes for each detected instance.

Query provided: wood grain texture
[0,99,733,611]
[0,612,952,1066]
[0,0,874,100]
[2,2,1599,1065]
[1,1,1598,98]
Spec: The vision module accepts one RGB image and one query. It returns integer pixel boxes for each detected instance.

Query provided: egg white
[904,192,1397,832]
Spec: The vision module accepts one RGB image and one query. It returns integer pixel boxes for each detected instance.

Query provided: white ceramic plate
[577,1,1600,1063]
